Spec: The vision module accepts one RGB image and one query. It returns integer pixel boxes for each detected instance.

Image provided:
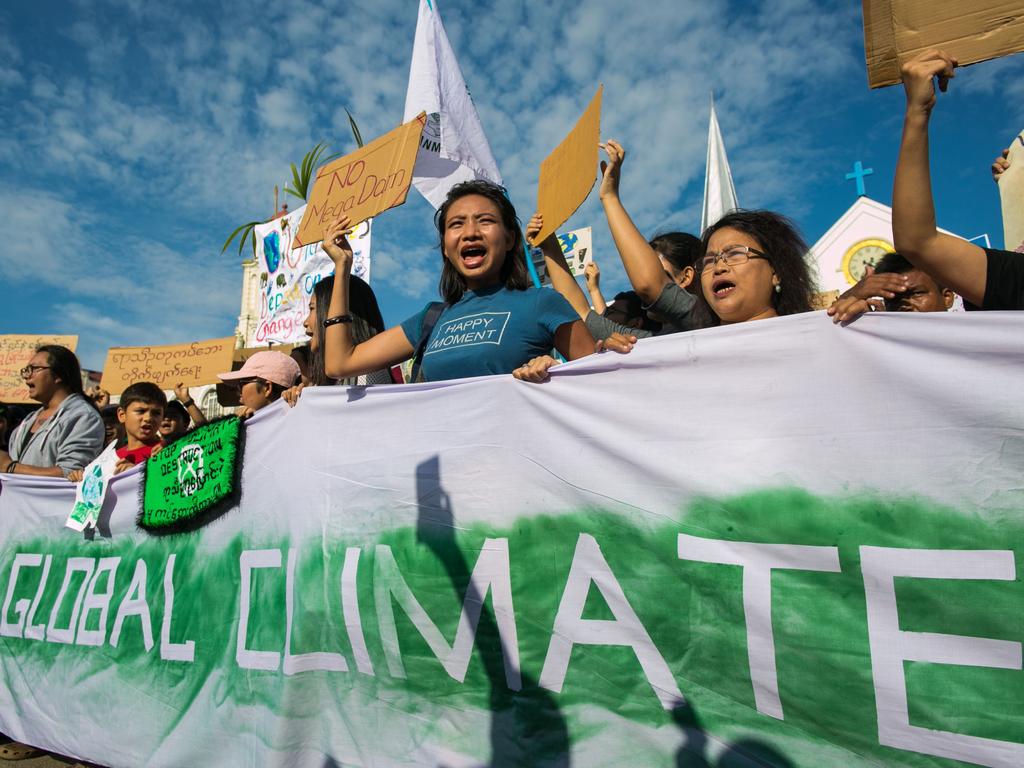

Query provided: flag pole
[524,240,543,289]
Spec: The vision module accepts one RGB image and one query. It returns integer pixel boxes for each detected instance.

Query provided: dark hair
[873,251,912,275]
[695,210,815,326]
[290,345,310,368]
[650,232,702,296]
[605,291,662,333]
[163,400,189,423]
[263,382,287,402]
[874,250,946,308]
[119,381,167,411]
[874,251,943,288]
[36,345,85,397]
[434,180,530,304]
[309,274,386,386]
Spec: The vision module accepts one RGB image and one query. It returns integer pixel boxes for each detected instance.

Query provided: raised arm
[583,262,607,314]
[526,213,591,319]
[174,383,207,427]
[321,214,415,380]
[598,140,672,305]
[893,49,987,306]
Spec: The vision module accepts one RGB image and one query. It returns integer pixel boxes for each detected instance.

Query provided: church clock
[839,238,894,285]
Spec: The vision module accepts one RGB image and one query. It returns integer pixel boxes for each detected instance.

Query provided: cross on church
[845,160,874,198]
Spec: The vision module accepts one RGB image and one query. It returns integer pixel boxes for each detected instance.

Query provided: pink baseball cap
[218,351,300,389]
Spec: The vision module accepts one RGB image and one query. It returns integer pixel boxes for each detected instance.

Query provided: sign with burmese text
[2,313,1023,768]
[99,336,236,394]
[0,334,78,404]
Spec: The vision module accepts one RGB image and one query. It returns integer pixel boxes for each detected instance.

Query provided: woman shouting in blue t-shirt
[321,180,633,384]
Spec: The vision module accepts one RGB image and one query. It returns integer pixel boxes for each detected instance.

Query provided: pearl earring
[774,283,782,294]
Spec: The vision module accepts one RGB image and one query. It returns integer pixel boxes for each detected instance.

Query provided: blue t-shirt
[399,284,579,382]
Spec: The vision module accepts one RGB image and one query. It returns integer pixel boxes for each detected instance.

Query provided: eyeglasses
[698,245,769,272]
[19,365,51,379]
[226,378,262,391]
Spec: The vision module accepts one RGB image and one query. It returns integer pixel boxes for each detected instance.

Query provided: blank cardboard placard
[0,335,78,403]
[294,113,426,248]
[1000,130,1024,252]
[532,86,603,245]
[100,336,236,395]
[864,0,1024,89]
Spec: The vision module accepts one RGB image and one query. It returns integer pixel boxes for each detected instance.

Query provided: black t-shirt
[967,248,1024,311]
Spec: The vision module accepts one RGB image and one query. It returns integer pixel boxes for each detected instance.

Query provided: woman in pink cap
[218,351,301,418]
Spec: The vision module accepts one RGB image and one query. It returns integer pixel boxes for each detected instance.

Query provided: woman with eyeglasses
[694,210,815,326]
[0,345,105,478]
[598,140,813,328]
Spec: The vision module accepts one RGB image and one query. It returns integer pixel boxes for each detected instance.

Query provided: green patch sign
[140,416,243,534]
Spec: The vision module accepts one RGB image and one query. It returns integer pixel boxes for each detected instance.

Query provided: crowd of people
[0,49,1020,484]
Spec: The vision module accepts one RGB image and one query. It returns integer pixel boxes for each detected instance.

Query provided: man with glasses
[0,345,104,479]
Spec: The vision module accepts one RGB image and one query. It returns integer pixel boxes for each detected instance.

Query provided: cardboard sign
[1000,129,1024,253]
[100,336,236,395]
[532,86,603,245]
[294,113,426,248]
[0,334,78,403]
[864,0,1024,88]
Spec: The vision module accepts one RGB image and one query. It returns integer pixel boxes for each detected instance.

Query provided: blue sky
[2,0,1022,370]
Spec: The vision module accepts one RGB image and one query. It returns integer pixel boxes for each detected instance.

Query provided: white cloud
[0,187,239,368]
[1,0,952,353]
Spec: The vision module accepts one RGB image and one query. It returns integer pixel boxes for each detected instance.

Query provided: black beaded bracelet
[323,314,354,327]
[181,398,195,408]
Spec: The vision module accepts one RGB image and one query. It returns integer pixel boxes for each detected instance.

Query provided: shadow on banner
[415,456,570,767]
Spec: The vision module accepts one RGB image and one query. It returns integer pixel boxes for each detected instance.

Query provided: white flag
[403,0,502,208]
[700,95,739,234]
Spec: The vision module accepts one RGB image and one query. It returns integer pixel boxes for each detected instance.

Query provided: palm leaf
[228,122,366,255]
[220,220,263,257]
[284,143,334,201]
[346,109,364,148]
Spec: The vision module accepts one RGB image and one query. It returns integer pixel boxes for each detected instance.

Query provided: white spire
[700,94,739,234]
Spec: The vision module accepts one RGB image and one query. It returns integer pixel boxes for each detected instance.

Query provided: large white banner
[2,312,1024,767]
[250,204,372,345]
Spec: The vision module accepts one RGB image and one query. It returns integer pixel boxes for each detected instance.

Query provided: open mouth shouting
[460,245,487,269]
[711,278,737,299]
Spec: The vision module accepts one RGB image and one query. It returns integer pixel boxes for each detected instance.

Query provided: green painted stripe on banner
[1,489,1021,766]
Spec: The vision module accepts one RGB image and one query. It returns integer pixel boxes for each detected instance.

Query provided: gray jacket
[8,393,106,477]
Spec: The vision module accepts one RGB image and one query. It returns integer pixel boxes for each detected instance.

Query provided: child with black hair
[114,381,166,474]
[160,401,191,442]
[101,404,124,447]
